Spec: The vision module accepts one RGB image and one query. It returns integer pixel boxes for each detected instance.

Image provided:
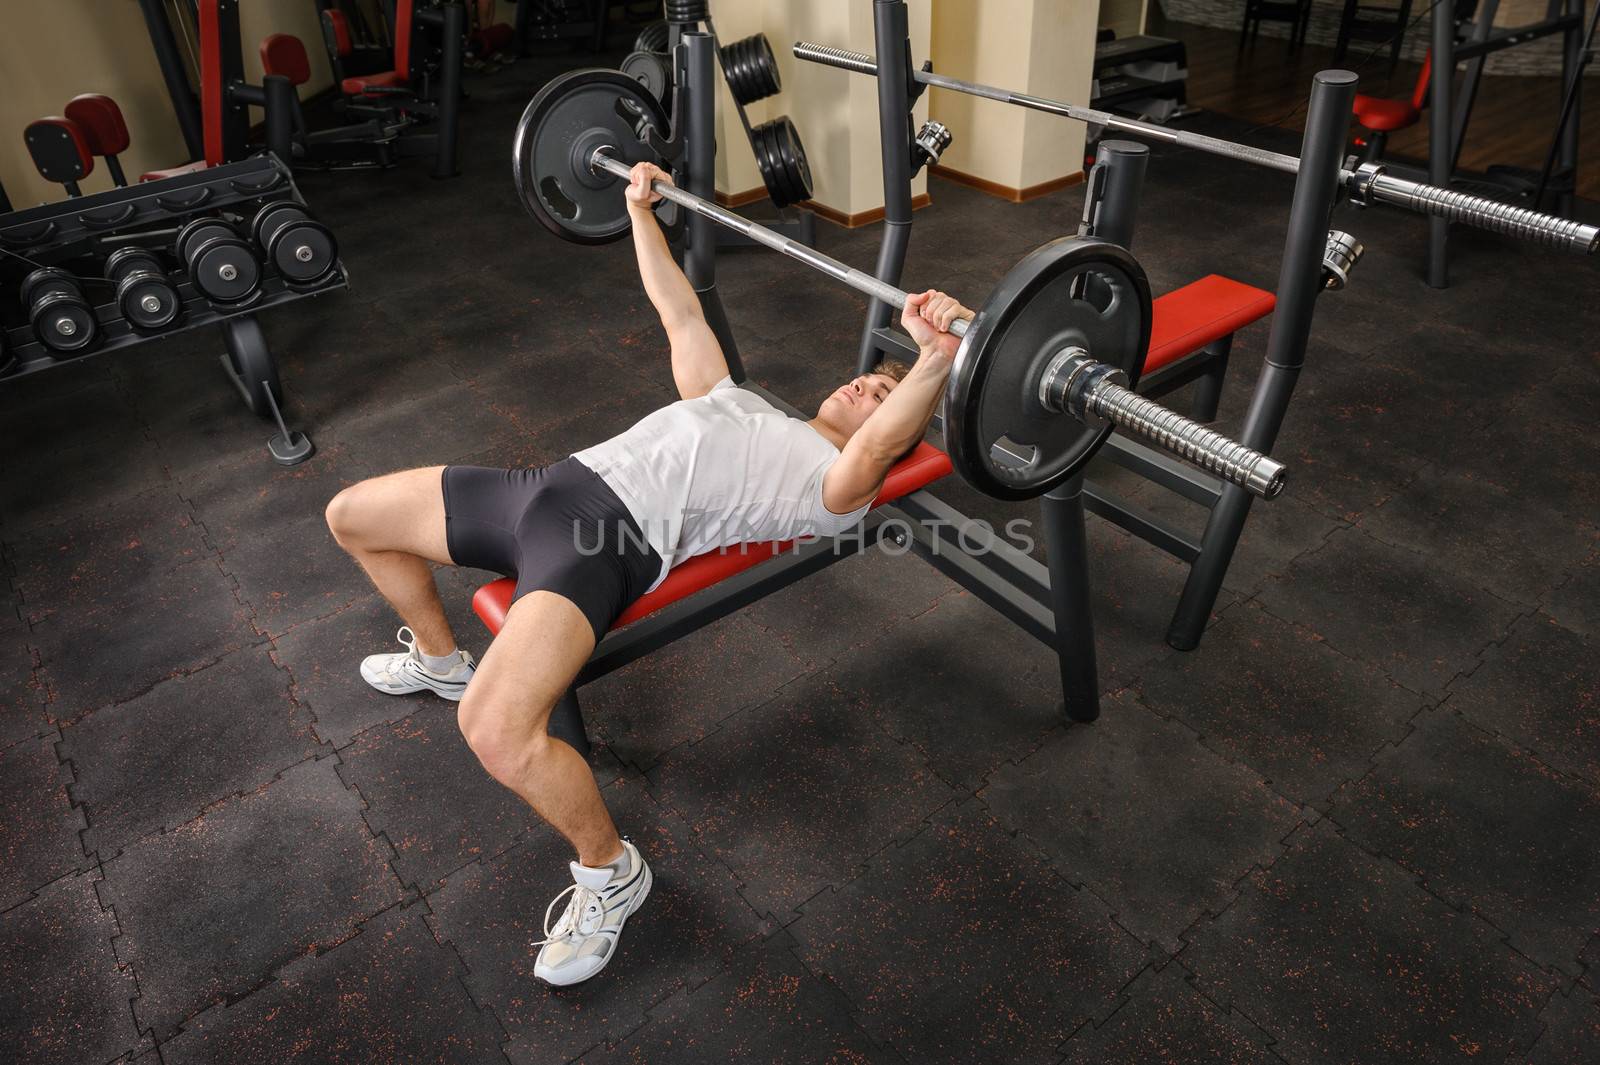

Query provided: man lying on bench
[323,162,971,988]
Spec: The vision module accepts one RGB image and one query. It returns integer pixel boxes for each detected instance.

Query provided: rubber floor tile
[173,442,370,554]
[0,730,87,911]
[645,674,960,921]
[274,593,447,748]
[1357,465,1599,608]
[428,775,769,1063]
[983,691,1303,951]
[582,612,814,772]
[160,903,504,1064]
[0,871,146,1065]
[220,510,369,636]
[100,757,403,1038]
[825,588,1068,790]
[1521,985,1600,1065]
[1058,962,1279,1065]
[336,702,552,894]
[330,381,528,477]
[60,645,320,858]
[1542,545,1599,640]
[1448,612,1600,788]
[789,801,1148,1065]
[0,640,47,751]
[5,485,210,615]
[1255,526,1523,694]
[1329,706,1600,973]
[0,428,172,535]
[28,556,260,726]
[1136,600,1422,808]
[1183,821,1554,1064]
[579,932,896,1065]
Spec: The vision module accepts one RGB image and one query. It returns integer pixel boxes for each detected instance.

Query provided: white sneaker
[534,839,652,987]
[359,626,476,701]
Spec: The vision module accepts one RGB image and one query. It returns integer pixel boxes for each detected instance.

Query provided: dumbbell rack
[0,155,347,465]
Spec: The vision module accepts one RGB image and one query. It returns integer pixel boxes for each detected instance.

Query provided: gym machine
[0,156,347,465]
[506,29,1294,754]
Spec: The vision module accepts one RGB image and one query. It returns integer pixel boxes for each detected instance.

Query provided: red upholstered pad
[342,70,409,95]
[23,118,93,182]
[63,94,130,155]
[324,10,353,57]
[260,33,313,86]
[1352,93,1421,133]
[139,160,209,182]
[1143,274,1275,375]
[474,441,953,637]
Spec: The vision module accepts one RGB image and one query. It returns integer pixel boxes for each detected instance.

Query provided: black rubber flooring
[3,42,1599,1065]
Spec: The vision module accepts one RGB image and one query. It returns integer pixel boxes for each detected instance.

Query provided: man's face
[817,373,898,437]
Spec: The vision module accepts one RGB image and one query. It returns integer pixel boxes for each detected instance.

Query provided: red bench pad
[24,118,93,183]
[64,94,130,156]
[261,33,313,87]
[1352,94,1421,133]
[343,70,409,95]
[1144,274,1274,375]
[474,441,953,637]
[139,160,210,183]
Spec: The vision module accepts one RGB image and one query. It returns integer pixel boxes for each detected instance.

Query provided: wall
[1161,0,1594,75]
[927,0,1097,195]
[1101,0,1150,37]
[1,0,335,210]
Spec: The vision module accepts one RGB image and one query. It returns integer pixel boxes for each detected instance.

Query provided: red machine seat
[474,441,953,637]
[324,10,354,57]
[1143,275,1275,375]
[1351,95,1420,133]
[63,94,130,156]
[139,160,210,182]
[260,33,313,87]
[342,69,409,95]
[23,118,94,183]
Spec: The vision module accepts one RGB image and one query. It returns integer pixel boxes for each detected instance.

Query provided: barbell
[512,74,1288,503]
[792,41,1600,257]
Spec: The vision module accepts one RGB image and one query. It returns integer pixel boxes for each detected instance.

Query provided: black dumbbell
[21,267,98,354]
[248,201,338,284]
[175,216,261,304]
[105,247,181,331]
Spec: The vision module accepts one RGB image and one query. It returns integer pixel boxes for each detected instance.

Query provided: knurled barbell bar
[544,132,1287,501]
[792,41,1600,256]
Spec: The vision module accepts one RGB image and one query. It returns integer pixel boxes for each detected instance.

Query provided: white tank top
[571,377,871,591]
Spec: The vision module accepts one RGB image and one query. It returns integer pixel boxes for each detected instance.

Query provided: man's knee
[325,481,377,549]
[458,690,554,784]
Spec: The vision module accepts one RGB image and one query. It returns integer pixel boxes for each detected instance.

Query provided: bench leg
[548,687,592,759]
[1189,335,1232,423]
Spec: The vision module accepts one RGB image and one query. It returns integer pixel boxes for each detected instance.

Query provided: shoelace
[533,883,604,948]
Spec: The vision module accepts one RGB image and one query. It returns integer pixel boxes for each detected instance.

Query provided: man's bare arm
[822,291,971,514]
[625,163,728,399]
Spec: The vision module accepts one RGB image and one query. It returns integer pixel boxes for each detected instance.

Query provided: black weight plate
[945,237,1152,501]
[512,68,670,246]
[105,247,164,283]
[250,201,308,249]
[633,19,668,53]
[620,50,672,112]
[771,115,812,204]
[750,118,785,205]
[268,218,338,282]
[722,34,779,104]
[30,291,98,353]
[190,238,261,303]
[119,275,180,330]
[20,266,79,308]
[175,217,235,264]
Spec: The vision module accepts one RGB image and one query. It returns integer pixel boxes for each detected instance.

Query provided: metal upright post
[1428,3,1456,287]
[682,31,745,381]
[1041,478,1102,722]
[138,0,205,160]
[431,3,465,178]
[1080,140,1149,250]
[858,0,917,377]
[1167,70,1358,650]
[262,75,297,167]
[1554,0,1585,216]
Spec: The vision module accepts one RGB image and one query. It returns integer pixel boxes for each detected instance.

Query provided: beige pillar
[928,0,1097,200]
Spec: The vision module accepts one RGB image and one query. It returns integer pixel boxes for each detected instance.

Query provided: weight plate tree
[513,69,672,245]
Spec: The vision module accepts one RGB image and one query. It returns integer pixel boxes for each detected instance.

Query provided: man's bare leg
[457,591,622,866]
[325,466,457,657]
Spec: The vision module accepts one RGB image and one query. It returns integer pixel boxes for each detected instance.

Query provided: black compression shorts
[441,458,663,644]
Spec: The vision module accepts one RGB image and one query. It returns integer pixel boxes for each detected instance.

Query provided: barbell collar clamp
[1322,230,1364,291]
